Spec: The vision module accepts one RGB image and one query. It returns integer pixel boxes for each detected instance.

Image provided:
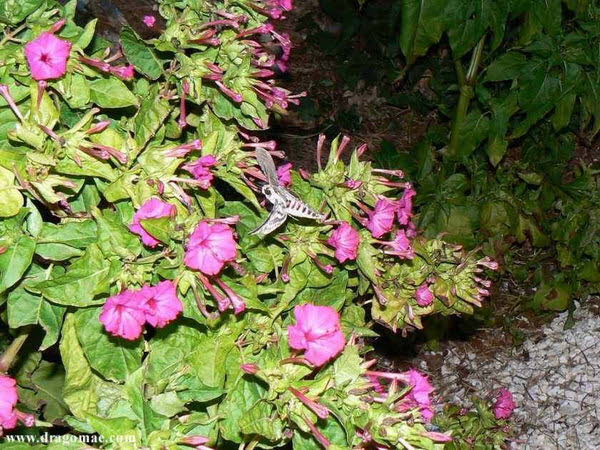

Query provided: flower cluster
[100,280,183,340]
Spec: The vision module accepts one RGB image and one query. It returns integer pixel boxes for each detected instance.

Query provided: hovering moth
[251,148,326,235]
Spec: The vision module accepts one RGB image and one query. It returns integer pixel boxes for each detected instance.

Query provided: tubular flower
[385,230,415,259]
[276,162,292,186]
[140,280,183,328]
[129,198,177,247]
[24,32,72,80]
[100,290,147,340]
[0,375,18,431]
[415,284,434,306]
[397,369,435,422]
[183,155,217,189]
[396,184,416,226]
[327,222,360,263]
[366,198,396,238]
[184,221,238,275]
[493,388,516,419]
[288,304,345,366]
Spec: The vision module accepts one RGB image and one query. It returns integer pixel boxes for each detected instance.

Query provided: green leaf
[86,415,139,444]
[0,165,24,217]
[140,216,172,246]
[75,308,143,382]
[94,209,142,260]
[30,361,70,423]
[239,400,283,442]
[56,150,117,181]
[76,19,97,49]
[29,244,115,306]
[60,314,102,419]
[121,27,164,80]
[38,220,98,248]
[219,375,269,442]
[124,367,167,440]
[399,0,447,64]
[485,52,528,81]
[89,78,139,109]
[150,391,186,417]
[0,234,35,294]
[7,288,65,350]
[133,86,171,149]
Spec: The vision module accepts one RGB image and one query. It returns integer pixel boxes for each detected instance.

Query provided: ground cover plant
[0,0,509,448]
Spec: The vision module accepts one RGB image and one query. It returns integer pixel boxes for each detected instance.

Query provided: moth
[251,148,326,235]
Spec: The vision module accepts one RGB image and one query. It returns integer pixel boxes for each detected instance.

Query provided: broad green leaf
[133,86,171,149]
[485,52,528,81]
[86,415,139,446]
[0,234,35,294]
[60,314,102,419]
[140,216,172,246]
[124,367,167,440]
[75,308,143,382]
[121,27,164,80]
[38,220,98,248]
[94,209,142,260]
[30,361,69,423]
[398,0,447,64]
[0,165,24,217]
[56,150,117,181]
[239,400,282,442]
[7,288,65,350]
[89,78,139,109]
[219,375,269,442]
[29,244,115,306]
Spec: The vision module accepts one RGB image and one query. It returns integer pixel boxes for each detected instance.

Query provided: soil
[268,0,435,171]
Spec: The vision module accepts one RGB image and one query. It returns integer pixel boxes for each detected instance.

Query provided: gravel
[419,304,600,449]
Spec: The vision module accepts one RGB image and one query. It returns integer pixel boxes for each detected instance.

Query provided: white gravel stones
[421,305,600,449]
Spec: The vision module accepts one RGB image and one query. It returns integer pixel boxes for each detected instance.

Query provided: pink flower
[0,375,18,431]
[143,15,156,27]
[327,222,360,263]
[493,388,516,419]
[141,280,183,328]
[396,185,416,225]
[100,290,147,340]
[288,304,345,366]
[110,65,135,80]
[184,221,238,275]
[397,369,435,421]
[276,162,292,186]
[129,198,177,247]
[366,199,396,238]
[387,230,415,259]
[183,155,217,189]
[415,284,434,306]
[24,32,72,80]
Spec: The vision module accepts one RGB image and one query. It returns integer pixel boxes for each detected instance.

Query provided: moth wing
[250,202,288,235]
[256,147,280,187]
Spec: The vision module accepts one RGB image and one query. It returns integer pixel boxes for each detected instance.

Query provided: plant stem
[447,36,486,159]
[0,331,30,373]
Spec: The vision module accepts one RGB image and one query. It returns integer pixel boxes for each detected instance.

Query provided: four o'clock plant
[0,0,500,448]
